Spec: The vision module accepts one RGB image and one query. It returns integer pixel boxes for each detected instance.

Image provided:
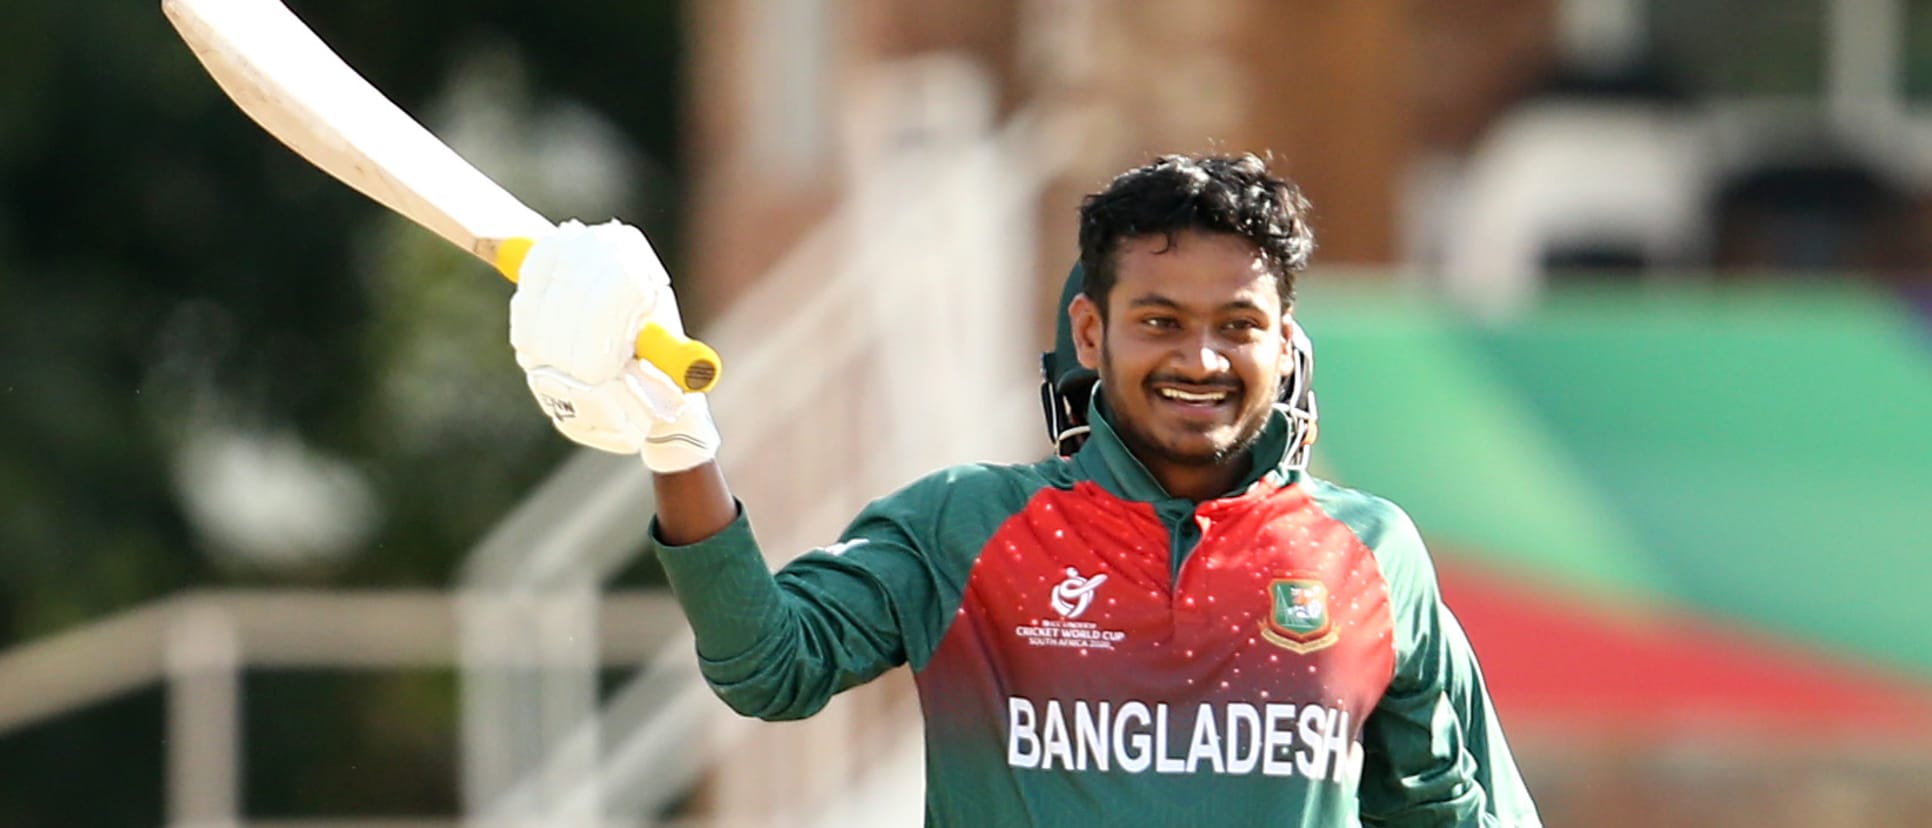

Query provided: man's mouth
[1157,387,1232,405]
[1150,380,1241,415]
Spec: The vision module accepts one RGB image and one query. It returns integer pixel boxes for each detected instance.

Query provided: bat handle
[494,237,723,394]
[635,324,722,394]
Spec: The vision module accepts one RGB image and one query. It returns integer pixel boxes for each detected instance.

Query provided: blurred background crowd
[2,0,1930,826]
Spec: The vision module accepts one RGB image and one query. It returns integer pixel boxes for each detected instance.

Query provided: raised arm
[505,222,969,719]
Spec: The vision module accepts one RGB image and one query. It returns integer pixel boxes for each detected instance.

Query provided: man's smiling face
[1070,229,1293,498]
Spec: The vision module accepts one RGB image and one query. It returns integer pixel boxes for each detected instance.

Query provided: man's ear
[1278,312,1297,380]
[1069,293,1103,370]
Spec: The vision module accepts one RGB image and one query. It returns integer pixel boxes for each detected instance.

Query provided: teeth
[1159,388,1229,403]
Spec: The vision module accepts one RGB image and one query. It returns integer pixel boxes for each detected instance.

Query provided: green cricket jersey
[652,401,1540,827]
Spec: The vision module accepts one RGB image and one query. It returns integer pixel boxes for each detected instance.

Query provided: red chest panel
[936,480,1396,721]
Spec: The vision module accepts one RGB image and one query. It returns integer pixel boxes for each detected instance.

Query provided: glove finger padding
[509,220,670,384]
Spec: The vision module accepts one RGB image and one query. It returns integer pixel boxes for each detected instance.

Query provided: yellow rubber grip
[495,236,722,394]
[635,323,722,394]
[494,237,535,282]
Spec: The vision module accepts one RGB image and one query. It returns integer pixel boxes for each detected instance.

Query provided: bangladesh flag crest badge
[1260,576,1338,654]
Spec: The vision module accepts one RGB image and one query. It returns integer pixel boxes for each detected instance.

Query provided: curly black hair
[1076,153,1315,318]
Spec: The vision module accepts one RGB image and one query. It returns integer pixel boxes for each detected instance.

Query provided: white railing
[0,589,681,828]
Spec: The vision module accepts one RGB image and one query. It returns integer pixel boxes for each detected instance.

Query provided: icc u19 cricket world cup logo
[1050,568,1107,619]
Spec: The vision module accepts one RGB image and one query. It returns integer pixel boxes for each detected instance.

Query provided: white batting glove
[509,219,720,472]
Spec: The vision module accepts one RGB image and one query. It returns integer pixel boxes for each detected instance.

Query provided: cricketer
[508,153,1541,826]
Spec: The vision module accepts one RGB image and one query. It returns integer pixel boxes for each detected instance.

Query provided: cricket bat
[162,0,720,393]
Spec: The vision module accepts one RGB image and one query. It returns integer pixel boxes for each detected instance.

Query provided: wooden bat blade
[162,0,723,393]
[162,0,550,258]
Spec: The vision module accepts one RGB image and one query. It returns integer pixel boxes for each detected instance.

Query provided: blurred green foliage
[1647,0,1826,97]
[0,0,683,822]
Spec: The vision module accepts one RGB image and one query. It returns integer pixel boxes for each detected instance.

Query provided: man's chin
[1146,435,1243,468]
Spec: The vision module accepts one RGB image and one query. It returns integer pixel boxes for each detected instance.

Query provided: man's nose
[1177,333,1230,376]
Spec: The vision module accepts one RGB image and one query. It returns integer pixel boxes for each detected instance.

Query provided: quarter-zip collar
[1070,386,1300,506]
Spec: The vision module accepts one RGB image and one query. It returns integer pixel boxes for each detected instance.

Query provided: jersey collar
[1072,387,1299,504]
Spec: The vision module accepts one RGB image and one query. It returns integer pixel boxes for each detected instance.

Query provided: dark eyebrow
[1125,294,1268,314]
[1125,295,1181,310]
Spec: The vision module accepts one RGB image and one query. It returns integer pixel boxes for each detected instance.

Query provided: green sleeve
[1350,501,1542,827]
[649,464,1024,721]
